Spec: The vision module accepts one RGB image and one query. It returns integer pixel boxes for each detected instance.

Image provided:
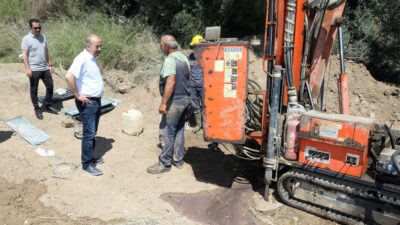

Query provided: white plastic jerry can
[122,109,144,136]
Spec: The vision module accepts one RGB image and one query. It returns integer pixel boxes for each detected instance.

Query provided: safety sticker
[319,124,340,140]
[224,47,242,60]
[224,83,237,98]
[224,60,238,83]
[214,60,224,72]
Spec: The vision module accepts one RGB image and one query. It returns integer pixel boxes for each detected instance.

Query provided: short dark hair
[29,18,40,28]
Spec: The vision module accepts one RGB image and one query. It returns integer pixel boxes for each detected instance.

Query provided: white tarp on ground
[6,116,50,145]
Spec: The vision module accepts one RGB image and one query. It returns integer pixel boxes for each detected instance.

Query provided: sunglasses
[33,27,41,30]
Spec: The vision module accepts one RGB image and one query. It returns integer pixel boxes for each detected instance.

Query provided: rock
[118,84,131,94]
[61,118,74,128]
[391,89,400,96]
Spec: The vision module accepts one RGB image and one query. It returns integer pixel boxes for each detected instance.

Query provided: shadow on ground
[184,146,264,191]
[94,136,115,159]
[0,131,13,143]
[164,146,267,225]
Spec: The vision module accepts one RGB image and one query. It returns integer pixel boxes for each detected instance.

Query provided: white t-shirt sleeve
[68,57,84,79]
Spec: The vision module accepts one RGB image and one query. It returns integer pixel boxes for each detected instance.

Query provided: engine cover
[297,111,375,177]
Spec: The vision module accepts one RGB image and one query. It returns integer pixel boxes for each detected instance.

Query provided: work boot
[147,162,171,174]
[193,112,202,133]
[35,109,43,120]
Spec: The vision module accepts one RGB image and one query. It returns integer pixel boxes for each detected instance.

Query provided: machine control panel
[298,111,375,177]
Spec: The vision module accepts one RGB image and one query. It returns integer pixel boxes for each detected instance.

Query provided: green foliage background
[0,0,398,83]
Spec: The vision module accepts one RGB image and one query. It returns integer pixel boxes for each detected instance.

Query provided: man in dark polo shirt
[147,35,191,174]
[21,18,58,120]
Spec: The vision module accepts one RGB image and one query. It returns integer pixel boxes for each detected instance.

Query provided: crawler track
[277,169,400,225]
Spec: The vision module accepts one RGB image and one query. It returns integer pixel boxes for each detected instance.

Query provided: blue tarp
[6,116,50,145]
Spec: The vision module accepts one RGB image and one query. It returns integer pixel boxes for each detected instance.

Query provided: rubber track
[277,169,400,225]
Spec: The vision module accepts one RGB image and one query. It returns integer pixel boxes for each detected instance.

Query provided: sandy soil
[0,52,398,225]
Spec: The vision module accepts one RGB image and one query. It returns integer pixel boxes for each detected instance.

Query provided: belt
[88,96,101,100]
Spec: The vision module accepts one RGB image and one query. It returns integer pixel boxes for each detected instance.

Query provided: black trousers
[29,70,54,110]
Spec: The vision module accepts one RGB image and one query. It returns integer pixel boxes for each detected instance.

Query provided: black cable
[384,123,396,149]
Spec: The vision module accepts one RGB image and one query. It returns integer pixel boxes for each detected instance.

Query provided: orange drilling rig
[193,0,400,224]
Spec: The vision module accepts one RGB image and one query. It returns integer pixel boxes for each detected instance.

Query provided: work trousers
[75,98,101,169]
[189,87,204,113]
[29,70,54,110]
[159,97,190,166]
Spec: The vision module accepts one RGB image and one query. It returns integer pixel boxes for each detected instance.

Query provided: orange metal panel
[196,42,249,144]
[309,3,346,104]
[297,111,374,177]
[298,139,368,177]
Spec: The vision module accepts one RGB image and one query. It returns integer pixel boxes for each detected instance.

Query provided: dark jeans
[159,97,190,166]
[189,87,204,112]
[75,98,101,168]
[29,70,54,110]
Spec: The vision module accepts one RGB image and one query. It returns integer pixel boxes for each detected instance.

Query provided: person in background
[21,18,58,120]
[187,35,205,132]
[65,34,105,176]
[148,35,191,174]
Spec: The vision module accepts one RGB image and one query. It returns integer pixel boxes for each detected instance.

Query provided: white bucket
[122,109,144,136]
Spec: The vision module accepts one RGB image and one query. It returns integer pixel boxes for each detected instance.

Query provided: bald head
[160,35,179,55]
[85,34,102,57]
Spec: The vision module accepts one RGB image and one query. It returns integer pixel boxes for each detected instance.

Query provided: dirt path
[0,54,398,225]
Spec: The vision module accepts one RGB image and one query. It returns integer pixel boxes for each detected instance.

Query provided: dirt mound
[325,56,400,129]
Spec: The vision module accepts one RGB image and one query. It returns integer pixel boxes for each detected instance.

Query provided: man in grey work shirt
[21,18,58,120]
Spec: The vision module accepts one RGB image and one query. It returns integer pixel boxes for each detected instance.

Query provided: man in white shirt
[65,34,104,176]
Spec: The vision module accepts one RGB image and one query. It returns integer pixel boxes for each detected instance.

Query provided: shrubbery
[0,0,161,84]
[345,0,400,83]
[0,0,398,84]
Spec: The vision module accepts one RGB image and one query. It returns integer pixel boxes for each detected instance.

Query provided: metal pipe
[266,0,277,104]
[339,26,346,73]
[264,66,282,200]
[305,81,315,110]
[338,26,349,115]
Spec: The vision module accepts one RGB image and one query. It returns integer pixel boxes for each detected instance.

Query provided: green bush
[0,0,29,22]
[0,24,25,62]
[0,11,161,84]
[345,0,400,83]
[46,13,161,82]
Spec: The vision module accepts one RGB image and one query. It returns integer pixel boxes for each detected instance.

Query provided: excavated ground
[0,52,398,225]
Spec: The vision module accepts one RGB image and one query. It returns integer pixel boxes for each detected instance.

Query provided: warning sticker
[224,83,237,98]
[214,60,224,72]
[224,68,232,82]
[319,124,340,140]
[224,60,238,83]
[224,47,242,60]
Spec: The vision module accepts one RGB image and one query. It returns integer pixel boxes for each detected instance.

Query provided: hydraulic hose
[284,0,298,103]
[384,124,396,149]
[327,0,345,9]
[264,66,283,200]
